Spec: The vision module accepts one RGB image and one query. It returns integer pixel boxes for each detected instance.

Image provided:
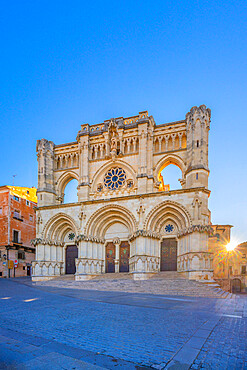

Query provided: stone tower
[185,105,211,189]
[36,139,56,206]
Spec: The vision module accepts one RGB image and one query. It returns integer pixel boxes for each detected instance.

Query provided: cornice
[37,187,211,211]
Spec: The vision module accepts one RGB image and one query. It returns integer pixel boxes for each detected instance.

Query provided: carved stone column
[113,237,121,273]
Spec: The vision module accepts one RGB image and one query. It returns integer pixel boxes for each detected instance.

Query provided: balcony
[12,240,23,245]
[13,214,24,222]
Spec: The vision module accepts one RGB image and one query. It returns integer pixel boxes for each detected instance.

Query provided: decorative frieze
[31,238,65,247]
[76,234,105,244]
[177,225,213,238]
[129,229,161,241]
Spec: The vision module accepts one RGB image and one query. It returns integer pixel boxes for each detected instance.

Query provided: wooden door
[106,242,115,273]
[66,245,78,274]
[120,241,130,273]
[27,266,31,276]
[231,279,241,293]
[161,238,177,271]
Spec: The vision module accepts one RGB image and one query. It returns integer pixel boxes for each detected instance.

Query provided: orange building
[0,186,37,278]
[209,225,247,293]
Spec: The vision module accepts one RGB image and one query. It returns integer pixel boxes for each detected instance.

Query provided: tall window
[63,179,78,203]
[159,164,182,191]
[241,266,246,275]
[13,230,19,243]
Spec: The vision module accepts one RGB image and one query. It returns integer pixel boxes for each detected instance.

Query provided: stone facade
[32,105,215,282]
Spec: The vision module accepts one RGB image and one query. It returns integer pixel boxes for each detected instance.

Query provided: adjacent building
[0,186,37,277]
[32,105,222,282]
[209,226,247,292]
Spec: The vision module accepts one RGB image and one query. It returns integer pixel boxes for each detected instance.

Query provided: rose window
[165,224,174,233]
[68,232,75,240]
[104,167,126,190]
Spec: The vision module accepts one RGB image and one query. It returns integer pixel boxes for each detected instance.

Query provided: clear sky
[0,1,246,242]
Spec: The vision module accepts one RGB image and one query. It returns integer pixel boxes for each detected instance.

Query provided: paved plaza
[0,278,246,369]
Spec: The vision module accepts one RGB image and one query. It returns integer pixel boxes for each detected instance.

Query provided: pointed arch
[144,200,192,233]
[154,154,186,181]
[42,213,79,241]
[56,171,79,196]
[85,204,137,238]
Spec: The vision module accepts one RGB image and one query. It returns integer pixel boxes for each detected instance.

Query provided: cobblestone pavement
[0,279,246,369]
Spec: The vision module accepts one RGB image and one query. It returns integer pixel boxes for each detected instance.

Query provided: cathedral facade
[32,105,214,281]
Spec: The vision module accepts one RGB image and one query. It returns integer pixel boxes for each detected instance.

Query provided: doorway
[65,245,78,274]
[231,278,241,293]
[161,238,177,271]
[120,241,130,272]
[27,266,31,276]
[106,242,115,273]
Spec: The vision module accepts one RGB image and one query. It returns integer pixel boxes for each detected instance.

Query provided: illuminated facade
[209,227,247,292]
[32,105,215,282]
[0,186,37,278]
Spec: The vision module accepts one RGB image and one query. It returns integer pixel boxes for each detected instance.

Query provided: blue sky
[0,1,246,241]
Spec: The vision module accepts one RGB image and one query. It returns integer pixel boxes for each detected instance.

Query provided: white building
[32,105,214,281]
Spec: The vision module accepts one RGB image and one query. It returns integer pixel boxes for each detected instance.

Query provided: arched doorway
[231,278,241,293]
[66,245,78,274]
[160,238,177,271]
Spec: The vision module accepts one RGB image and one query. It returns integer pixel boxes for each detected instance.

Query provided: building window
[23,266,26,270]
[215,233,220,241]
[197,140,200,148]
[241,266,246,275]
[13,230,19,243]
[27,190,29,194]
[0,207,2,215]
[18,251,25,260]
[165,224,174,233]
[196,173,198,180]
[104,167,126,190]
[13,210,23,221]
[68,232,75,240]
[13,195,19,201]
[29,215,33,222]
[14,210,20,218]
[26,200,30,206]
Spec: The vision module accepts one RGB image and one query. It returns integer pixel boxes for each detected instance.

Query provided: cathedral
[32,105,215,282]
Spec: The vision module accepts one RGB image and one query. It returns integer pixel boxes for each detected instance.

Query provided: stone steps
[46,271,232,298]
